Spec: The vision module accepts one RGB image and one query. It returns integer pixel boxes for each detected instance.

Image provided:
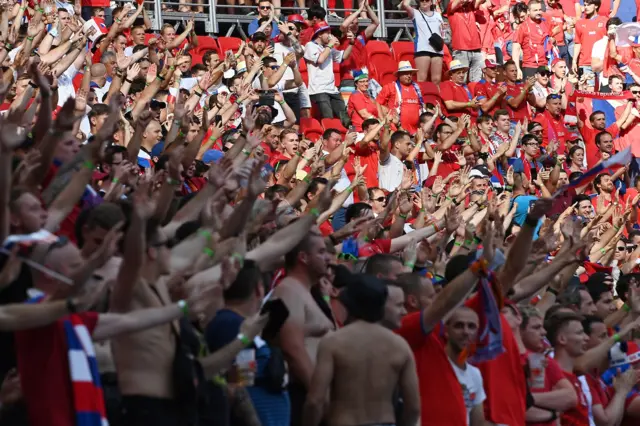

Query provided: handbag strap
[418,10,435,37]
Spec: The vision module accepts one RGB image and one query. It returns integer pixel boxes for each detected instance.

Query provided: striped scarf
[64,314,109,426]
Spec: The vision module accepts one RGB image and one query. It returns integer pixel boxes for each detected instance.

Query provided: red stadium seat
[217,37,242,56]
[196,35,219,55]
[300,117,324,141]
[191,52,203,66]
[333,62,341,88]
[370,61,396,86]
[391,41,415,66]
[144,33,157,45]
[299,58,309,86]
[365,40,393,71]
[321,118,347,135]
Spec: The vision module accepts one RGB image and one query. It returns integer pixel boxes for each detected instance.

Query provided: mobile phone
[260,299,289,340]
[577,67,584,79]
[214,114,223,125]
[348,125,356,133]
[258,93,275,106]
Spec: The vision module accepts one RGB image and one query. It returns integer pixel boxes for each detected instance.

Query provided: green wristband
[623,303,631,313]
[203,247,215,258]
[399,213,408,219]
[454,241,462,247]
[405,262,415,269]
[237,333,252,346]
[231,252,244,267]
[199,229,212,241]
[82,160,95,170]
[309,208,320,217]
[112,177,120,184]
[613,333,621,343]
[177,300,189,316]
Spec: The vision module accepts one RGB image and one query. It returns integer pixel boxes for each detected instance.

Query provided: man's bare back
[307,321,420,426]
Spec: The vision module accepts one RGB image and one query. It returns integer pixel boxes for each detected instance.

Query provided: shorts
[415,51,443,58]
[298,84,312,109]
[121,395,185,426]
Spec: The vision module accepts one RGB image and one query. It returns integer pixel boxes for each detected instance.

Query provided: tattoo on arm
[230,386,261,426]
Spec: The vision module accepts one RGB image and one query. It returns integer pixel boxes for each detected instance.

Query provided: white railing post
[208,0,218,33]
[374,0,386,38]
[152,0,163,30]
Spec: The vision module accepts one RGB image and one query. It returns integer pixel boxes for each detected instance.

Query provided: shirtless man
[273,225,335,426]
[304,275,420,426]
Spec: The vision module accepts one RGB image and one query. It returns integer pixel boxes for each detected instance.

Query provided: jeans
[451,49,483,82]
[309,92,351,128]
[82,5,112,26]
[283,91,301,123]
[558,44,572,71]
[580,65,595,87]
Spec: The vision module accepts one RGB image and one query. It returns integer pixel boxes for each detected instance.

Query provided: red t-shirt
[579,123,619,169]
[474,80,503,117]
[475,7,496,54]
[575,16,608,67]
[338,32,368,81]
[440,80,478,119]
[561,371,591,426]
[543,6,566,46]
[515,18,551,68]
[503,82,530,122]
[598,0,611,17]
[559,0,579,18]
[466,295,527,425]
[534,110,568,154]
[447,2,482,52]
[350,144,380,189]
[358,238,391,257]
[395,312,469,426]
[15,312,100,426]
[376,81,421,134]
[347,91,379,132]
[527,354,567,426]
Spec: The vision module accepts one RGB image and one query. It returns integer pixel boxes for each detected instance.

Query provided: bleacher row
[166,35,455,140]
[164,35,454,86]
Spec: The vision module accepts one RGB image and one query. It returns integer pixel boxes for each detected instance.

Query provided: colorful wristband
[613,333,621,343]
[82,160,94,170]
[623,303,631,313]
[177,300,189,316]
[309,208,320,217]
[203,247,215,258]
[237,333,251,346]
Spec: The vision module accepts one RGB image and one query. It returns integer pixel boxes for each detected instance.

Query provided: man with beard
[440,60,481,121]
[533,94,568,152]
[393,224,497,426]
[593,172,620,206]
[272,206,335,426]
[303,275,420,426]
[444,307,488,426]
[503,60,535,123]
[512,0,551,79]
[377,62,423,134]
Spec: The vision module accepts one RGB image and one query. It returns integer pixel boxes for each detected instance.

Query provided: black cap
[536,65,550,74]
[251,32,268,42]
[339,274,388,323]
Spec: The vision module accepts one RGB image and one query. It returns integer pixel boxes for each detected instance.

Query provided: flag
[574,90,631,128]
[554,147,632,197]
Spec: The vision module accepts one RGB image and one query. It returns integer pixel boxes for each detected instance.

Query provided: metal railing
[116,0,417,41]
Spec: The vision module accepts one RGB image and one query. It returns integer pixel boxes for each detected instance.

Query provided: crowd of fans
[3,0,640,425]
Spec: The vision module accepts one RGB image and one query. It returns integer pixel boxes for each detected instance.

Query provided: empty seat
[217,36,243,56]
[391,41,414,66]
[300,117,324,141]
[321,118,347,135]
[195,35,219,55]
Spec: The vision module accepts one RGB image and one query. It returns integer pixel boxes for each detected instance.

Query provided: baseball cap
[484,59,497,69]
[251,32,268,42]
[537,65,551,74]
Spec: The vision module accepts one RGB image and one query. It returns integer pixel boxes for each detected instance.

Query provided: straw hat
[394,61,418,75]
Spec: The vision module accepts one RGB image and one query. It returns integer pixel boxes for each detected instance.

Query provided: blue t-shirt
[511,194,542,239]
[206,309,290,426]
[247,19,280,38]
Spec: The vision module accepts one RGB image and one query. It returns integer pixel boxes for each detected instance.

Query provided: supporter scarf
[64,315,109,426]
[468,270,505,364]
[573,90,632,100]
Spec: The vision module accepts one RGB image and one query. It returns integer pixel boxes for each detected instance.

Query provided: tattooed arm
[228,385,261,426]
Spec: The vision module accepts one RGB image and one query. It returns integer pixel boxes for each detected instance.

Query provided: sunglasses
[260,5,271,9]
[632,91,640,95]
[373,197,386,202]
[539,71,551,77]
[269,65,279,70]
[617,246,627,252]
[548,93,562,100]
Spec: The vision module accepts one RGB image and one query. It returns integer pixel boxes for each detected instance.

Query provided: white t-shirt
[448,359,486,425]
[591,37,608,87]
[379,154,405,192]
[57,64,78,107]
[413,10,444,54]
[303,42,343,95]
[273,43,299,94]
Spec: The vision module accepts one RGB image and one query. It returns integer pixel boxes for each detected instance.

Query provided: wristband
[419,208,426,212]
[473,236,482,244]
[398,213,408,219]
[28,81,37,88]
[203,247,215,258]
[169,66,175,71]
[242,148,252,156]
[347,187,354,194]
[600,248,607,255]
[432,222,440,233]
[303,176,311,184]
[125,78,133,83]
[231,252,244,267]
[613,333,621,343]
[309,208,320,217]
[524,215,538,228]
[322,295,331,302]
[454,241,463,247]
[82,160,95,170]
[26,36,34,41]
[405,261,415,269]
[237,333,252,346]
[199,229,212,240]
[546,287,559,296]
[278,100,285,105]
[623,303,631,313]
[194,90,203,97]
[112,177,120,184]
[464,239,473,246]
[177,299,189,316]
[156,75,165,82]
[470,258,489,276]
[296,151,303,157]
[363,236,370,242]
[614,225,621,231]
[504,185,513,191]
[167,177,181,186]
[66,298,78,313]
